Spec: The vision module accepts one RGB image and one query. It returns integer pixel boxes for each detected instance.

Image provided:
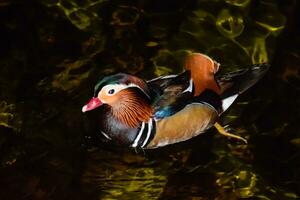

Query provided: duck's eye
[108,89,115,95]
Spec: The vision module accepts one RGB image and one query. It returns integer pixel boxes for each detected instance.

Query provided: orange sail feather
[184,53,221,96]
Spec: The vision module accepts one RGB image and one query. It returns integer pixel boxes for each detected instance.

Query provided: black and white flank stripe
[131,118,156,148]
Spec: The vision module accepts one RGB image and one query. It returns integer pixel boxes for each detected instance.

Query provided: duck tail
[218,63,270,112]
[184,53,221,96]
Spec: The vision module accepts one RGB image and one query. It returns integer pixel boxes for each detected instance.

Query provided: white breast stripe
[141,118,153,148]
[132,122,145,147]
[182,79,193,93]
[222,94,238,112]
[101,131,112,140]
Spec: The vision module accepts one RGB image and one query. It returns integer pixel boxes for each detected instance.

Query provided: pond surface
[0,0,299,199]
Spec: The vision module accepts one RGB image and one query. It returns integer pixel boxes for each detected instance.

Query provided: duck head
[82,73,153,127]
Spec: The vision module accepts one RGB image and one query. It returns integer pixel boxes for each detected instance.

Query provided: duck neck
[111,95,153,128]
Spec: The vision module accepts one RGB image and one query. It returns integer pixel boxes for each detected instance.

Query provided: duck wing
[217,63,270,99]
[216,63,270,112]
[147,53,225,119]
[147,71,195,119]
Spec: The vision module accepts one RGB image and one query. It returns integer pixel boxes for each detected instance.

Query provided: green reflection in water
[0,101,21,131]
[225,0,251,7]
[81,150,169,199]
[42,0,107,30]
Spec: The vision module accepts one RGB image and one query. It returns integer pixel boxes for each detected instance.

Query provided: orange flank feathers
[184,53,221,96]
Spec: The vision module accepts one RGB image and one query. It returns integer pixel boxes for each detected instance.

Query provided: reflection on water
[81,149,168,199]
[0,0,299,199]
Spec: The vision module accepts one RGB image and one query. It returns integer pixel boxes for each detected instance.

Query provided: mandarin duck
[82,53,269,149]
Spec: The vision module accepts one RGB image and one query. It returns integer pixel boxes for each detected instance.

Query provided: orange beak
[82,97,103,112]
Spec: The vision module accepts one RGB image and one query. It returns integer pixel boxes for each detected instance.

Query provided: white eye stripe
[100,83,149,98]
[102,84,127,96]
[127,83,150,99]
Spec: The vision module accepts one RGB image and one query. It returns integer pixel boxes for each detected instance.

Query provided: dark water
[0,0,299,199]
